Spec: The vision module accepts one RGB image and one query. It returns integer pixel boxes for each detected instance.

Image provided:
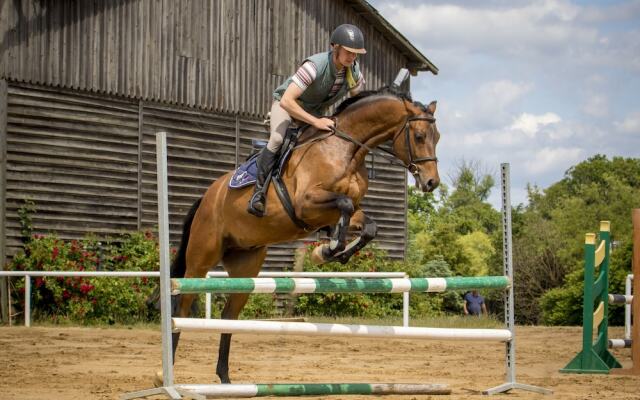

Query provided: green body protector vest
[273,51,362,117]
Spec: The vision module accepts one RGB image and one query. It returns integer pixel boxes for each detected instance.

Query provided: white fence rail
[0,271,409,327]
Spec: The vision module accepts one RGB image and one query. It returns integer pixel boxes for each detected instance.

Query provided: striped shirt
[291,61,364,98]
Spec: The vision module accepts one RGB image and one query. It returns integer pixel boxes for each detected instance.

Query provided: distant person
[463,290,487,316]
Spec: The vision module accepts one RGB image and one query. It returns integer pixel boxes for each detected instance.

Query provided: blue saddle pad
[229,153,259,189]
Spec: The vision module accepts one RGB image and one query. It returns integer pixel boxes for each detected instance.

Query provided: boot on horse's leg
[247,148,277,217]
[310,196,355,264]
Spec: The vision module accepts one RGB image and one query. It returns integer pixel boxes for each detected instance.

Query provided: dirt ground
[1,325,638,400]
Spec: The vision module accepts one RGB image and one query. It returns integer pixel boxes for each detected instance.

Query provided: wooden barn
[0,0,437,276]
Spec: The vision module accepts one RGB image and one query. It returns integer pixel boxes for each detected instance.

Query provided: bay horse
[167,89,441,384]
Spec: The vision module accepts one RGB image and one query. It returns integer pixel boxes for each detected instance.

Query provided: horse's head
[391,99,441,192]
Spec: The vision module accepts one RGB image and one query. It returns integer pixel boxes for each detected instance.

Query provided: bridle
[332,110,438,183]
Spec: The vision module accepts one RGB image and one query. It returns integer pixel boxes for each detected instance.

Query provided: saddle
[229,126,312,230]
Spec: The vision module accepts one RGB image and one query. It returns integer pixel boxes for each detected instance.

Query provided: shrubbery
[6,231,280,324]
[294,242,452,319]
[8,232,161,324]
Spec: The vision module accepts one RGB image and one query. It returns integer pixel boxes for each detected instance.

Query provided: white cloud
[377,1,594,56]
[615,111,640,134]
[371,0,639,209]
[524,147,583,174]
[476,80,532,110]
[375,1,639,71]
[510,112,561,137]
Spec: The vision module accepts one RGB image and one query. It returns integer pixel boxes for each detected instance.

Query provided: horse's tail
[146,197,202,310]
[170,197,202,278]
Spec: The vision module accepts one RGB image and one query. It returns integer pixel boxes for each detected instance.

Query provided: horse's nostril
[424,178,438,192]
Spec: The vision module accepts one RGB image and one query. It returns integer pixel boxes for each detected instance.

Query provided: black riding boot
[247,148,277,217]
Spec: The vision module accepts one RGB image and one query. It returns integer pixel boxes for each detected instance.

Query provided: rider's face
[334,46,358,67]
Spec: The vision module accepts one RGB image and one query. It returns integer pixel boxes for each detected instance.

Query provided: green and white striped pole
[174,383,451,397]
[172,276,510,294]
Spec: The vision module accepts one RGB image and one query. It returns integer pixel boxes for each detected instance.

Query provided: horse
[166,89,441,384]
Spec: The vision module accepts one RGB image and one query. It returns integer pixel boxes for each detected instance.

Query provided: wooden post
[613,209,640,375]
[0,79,8,322]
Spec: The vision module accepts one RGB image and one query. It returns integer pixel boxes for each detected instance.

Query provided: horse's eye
[415,133,425,143]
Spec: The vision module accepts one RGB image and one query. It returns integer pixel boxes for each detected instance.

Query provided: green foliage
[408,161,501,277]
[17,198,36,243]
[539,237,633,326]
[518,155,640,325]
[455,231,494,277]
[8,232,161,324]
[421,256,463,313]
[295,243,443,318]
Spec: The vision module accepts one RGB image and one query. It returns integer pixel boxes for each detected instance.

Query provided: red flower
[79,284,94,294]
[62,290,71,299]
[35,277,44,288]
[51,247,60,261]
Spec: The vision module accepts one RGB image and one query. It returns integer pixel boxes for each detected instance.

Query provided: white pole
[626,274,633,340]
[25,275,31,328]
[173,318,513,342]
[403,292,409,327]
[157,131,174,387]
[205,275,212,319]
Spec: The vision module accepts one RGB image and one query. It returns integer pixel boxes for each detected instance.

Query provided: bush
[8,232,161,325]
[294,242,444,318]
[7,231,281,324]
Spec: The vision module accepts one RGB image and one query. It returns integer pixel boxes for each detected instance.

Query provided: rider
[247,23,367,217]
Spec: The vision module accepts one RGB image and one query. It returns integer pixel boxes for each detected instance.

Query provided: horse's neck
[339,99,405,172]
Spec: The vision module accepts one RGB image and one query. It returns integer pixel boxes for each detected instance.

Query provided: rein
[331,113,438,178]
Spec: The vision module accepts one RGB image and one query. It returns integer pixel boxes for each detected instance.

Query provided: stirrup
[247,191,266,217]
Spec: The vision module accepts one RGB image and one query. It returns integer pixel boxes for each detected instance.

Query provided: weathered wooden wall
[2,82,407,266]
[0,0,435,270]
[1,0,411,116]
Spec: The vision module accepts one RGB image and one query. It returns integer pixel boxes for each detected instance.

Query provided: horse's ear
[427,101,437,115]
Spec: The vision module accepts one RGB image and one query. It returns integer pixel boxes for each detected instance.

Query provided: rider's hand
[313,117,335,131]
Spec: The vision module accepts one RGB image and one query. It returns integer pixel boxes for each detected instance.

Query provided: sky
[368,0,640,207]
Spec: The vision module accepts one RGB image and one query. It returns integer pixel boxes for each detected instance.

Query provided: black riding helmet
[330,24,367,54]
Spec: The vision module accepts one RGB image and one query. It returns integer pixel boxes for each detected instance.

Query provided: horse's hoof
[310,245,327,265]
[153,370,164,387]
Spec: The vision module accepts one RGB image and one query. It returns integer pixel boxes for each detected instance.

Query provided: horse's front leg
[333,210,377,264]
[309,195,354,264]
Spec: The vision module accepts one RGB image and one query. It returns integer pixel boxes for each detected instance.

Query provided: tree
[408,160,500,277]
[515,155,640,324]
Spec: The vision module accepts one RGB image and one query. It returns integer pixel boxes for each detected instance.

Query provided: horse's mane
[333,87,429,116]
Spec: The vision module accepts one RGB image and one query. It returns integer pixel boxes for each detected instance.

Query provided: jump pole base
[483,382,553,396]
[121,386,204,400]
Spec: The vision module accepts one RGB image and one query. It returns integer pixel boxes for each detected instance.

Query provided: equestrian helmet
[330,24,366,54]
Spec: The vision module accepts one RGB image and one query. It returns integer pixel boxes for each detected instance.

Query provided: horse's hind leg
[170,226,224,380]
[216,247,267,384]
